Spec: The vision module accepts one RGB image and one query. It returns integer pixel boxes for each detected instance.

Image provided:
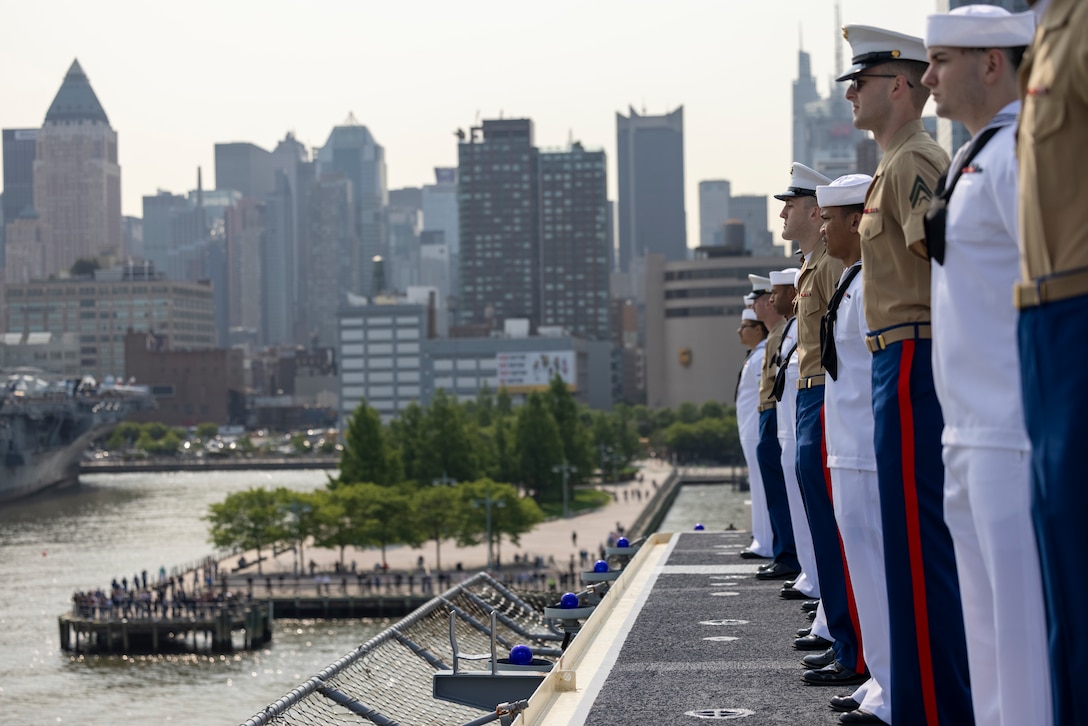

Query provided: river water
[0,470,751,725]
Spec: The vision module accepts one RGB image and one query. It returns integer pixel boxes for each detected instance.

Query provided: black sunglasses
[850,73,915,92]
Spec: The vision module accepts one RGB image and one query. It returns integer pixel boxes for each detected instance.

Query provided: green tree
[677,402,700,424]
[387,402,426,484]
[143,421,169,440]
[137,429,180,456]
[354,483,417,567]
[474,383,495,428]
[662,417,741,464]
[613,404,641,465]
[515,392,564,502]
[272,488,322,574]
[545,375,593,482]
[491,415,520,486]
[205,487,284,574]
[495,387,514,418]
[195,422,219,440]
[310,486,359,565]
[412,484,464,572]
[699,401,725,420]
[338,402,397,487]
[419,389,479,485]
[106,421,142,450]
[70,257,100,277]
[458,479,543,565]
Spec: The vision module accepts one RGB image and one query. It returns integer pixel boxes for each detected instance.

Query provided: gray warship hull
[1,372,152,505]
[1,422,111,504]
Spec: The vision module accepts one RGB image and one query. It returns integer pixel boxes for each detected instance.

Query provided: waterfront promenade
[226,458,682,587]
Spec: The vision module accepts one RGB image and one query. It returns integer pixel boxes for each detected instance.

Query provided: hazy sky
[1,1,936,249]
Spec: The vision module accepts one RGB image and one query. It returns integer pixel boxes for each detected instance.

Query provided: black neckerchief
[820,263,862,381]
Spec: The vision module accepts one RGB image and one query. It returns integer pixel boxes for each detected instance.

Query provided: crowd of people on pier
[732,4,1084,724]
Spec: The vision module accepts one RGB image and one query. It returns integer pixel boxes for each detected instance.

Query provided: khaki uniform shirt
[860,120,949,331]
[759,318,786,407]
[796,241,844,379]
[1017,0,1088,284]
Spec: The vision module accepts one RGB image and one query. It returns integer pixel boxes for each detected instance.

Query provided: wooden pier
[58,601,272,654]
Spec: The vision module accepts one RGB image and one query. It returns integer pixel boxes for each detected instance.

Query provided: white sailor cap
[748,274,772,294]
[836,25,928,81]
[774,163,832,201]
[769,268,801,288]
[816,174,873,208]
[742,309,758,322]
[743,293,757,306]
[926,5,1034,49]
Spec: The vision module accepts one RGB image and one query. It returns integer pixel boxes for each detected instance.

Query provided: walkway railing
[240,572,557,726]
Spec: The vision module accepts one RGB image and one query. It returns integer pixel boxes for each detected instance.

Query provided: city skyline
[1,1,938,250]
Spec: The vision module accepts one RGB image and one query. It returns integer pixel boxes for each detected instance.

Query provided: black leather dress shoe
[829,695,860,712]
[801,647,835,668]
[839,708,886,724]
[783,578,797,588]
[796,626,811,637]
[793,633,833,650]
[780,585,808,600]
[806,609,816,621]
[802,661,868,686]
[739,549,768,559]
[755,562,800,580]
[801,599,820,612]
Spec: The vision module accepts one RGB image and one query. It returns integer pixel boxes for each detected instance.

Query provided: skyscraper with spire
[33,60,122,276]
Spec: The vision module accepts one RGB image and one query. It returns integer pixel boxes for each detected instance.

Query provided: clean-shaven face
[921,47,987,122]
[820,207,858,262]
[845,67,896,132]
[779,197,816,241]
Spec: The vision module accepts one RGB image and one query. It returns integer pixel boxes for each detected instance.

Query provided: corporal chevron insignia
[910,175,933,208]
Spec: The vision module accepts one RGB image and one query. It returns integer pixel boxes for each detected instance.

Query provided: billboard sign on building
[496,351,575,393]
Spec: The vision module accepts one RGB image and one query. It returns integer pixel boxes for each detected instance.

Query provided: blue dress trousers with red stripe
[871,337,973,725]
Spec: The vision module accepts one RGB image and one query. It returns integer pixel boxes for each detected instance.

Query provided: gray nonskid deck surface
[583,531,854,725]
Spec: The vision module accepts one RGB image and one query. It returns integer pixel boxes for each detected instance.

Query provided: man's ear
[849,211,863,233]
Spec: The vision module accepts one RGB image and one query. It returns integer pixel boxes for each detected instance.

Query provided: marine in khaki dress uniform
[838,23,972,726]
[1015,0,1088,721]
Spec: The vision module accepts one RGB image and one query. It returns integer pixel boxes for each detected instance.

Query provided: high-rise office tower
[262,172,294,345]
[458,119,540,331]
[792,49,823,168]
[458,121,610,340]
[615,106,686,271]
[270,132,313,344]
[33,60,122,275]
[2,129,36,225]
[729,195,776,256]
[539,143,610,341]
[316,117,388,300]
[142,190,198,277]
[698,181,732,249]
[214,142,275,200]
[388,187,423,294]
[2,129,38,273]
[422,167,459,302]
[306,175,357,348]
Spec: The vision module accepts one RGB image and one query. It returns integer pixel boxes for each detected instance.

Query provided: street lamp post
[552,461,577,519]
[473,489,506,570]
